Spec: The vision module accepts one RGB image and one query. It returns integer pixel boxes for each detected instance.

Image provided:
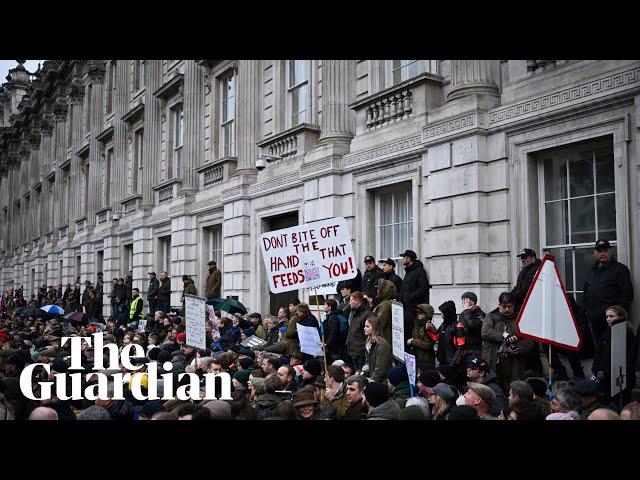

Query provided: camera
[255,157,266,171]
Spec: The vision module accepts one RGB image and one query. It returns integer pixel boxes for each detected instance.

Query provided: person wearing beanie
[460,382,497,420]
[481,292,534,392]
[301,359,322,387]
[435,300,458,366]
[362,316,392,383]
[296,303,321,334]
[364,382,401,420]
[451,292,485,372]
[398,405,427,420]
[225,369,253,419]
[387,365,412,409]
[408,304,437,368]
[417,370,442,400]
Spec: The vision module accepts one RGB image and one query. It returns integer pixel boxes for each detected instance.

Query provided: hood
[368,399,402,420]
[438,300,457,324]
[377,279,397,302]
[255,394,282,409]
[405,260,425,272]
[482,369,499,385]
[392,381,412,398]
[415,304,434,324]
[489,308,516,322]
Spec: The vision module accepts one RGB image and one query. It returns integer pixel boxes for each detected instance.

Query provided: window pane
[544,157,568,201]
[398,223,408,253]
[596,193,616,241]
[574,247,595,293]
[394,190,407,223]
[381,226,392,257]
[547,247,574,292]
[595,150,614,193]
[380,193,392,224]
[545,201,569,245]
[570,197,595,244]
[393,224,400,255]
[569,153,594,197]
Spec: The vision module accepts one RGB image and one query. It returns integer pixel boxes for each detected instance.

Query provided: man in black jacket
[398,250,430,343]
[510,248,543,374]
[362,255,383,299]
[147,272,160,315]
[322,299,345,363]
[158,271,171,314]
[582,239,634,351]
[379,258,402,295]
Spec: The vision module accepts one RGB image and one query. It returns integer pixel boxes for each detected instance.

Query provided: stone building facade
[1,59,638,323]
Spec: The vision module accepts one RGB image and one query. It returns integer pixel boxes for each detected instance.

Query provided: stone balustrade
[365,90,413,129]
[158,185,174,202]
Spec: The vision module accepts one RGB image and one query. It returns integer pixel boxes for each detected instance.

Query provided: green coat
[365,338,393,382]
[321,383,351,419]
[410,312,436,364]
[346,305,372,360]
[254,324,267,340]
[283,312,300,354]
[392,381,412,409]
[373,279,396,346]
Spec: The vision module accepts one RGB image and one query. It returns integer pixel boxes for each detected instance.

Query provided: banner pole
[548,343,553,396]
[314,286,329,375]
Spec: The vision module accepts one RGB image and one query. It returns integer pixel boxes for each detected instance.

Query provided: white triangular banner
[516,254,582,350]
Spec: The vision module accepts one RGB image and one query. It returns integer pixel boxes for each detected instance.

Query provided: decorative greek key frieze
[341,135,422,167]
[247,172,300,195]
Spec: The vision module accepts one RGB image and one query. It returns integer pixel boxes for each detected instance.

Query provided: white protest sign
[185,294,206,350]
[516,254,582,350]
[297,323,324,357]
[391,301,405,361]
[260,217,356,294]
[306,281,338,296]
[611,321,627,396]
[405,353,416,388]
[137,320,147,333]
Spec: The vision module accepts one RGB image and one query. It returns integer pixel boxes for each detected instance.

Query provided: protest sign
[391,301,405,361]
[137,320,147,333]
[405,352,416,396]
[306,281,338,296]
[297,323,324,357]
[611,321,627,396]
[241,335,268,349]
[516,254,582,350]
[260,217,356,294]
[185,294,206,350]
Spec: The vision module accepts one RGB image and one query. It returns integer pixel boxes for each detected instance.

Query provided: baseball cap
[399,250,417,261]
[467,356,489,372]
[595,239,611,251]
[364,255,375,263]
[517,248,537,258]
[380,258,396,267]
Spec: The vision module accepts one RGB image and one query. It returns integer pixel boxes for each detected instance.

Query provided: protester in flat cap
[205,261,222,301]
[379,258,402,295]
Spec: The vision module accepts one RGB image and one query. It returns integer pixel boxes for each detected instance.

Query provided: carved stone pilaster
[85,60,106,83]
[447,60,500,101]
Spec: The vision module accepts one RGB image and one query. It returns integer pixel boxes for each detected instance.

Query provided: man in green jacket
[322,365,351,419]
[408,303,437,368]
[345,292,372,372]
[373,279,396,346]
[283,299,301,355]
[205,260,222,300]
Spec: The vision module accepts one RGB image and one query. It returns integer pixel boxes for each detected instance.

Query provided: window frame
[132,128,144,195]
[537,138,617,300]
[374,183,414,277]
[219,71,236,158]
[169,103,184,179]
[286,59,311,128]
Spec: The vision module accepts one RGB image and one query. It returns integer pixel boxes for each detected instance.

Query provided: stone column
[53,100,68,230]
[142,60,162,209]
[68,80,84,225]
[86,60,106,224]
[40,119,53,233]
[181,60,204,192]
[447,60,500,101]
[236,60,260,172]
[319,60,355,143]
[113,60,129,206]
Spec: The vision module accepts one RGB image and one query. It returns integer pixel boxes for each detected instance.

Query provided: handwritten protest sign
[260,217,356,294]
[391,301,405,361]
[137,320,147,333]
[404,353,416,396]
[185,294,206,350]
[297,323,324,357]
[306,281,338,296]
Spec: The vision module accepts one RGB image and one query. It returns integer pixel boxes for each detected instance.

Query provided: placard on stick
[611,321,627,396]
[391,301,405,361]
[260,217,356,294]
[185,294,206,350]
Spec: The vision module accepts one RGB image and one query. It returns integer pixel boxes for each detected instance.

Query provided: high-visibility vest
[130,296,142,320]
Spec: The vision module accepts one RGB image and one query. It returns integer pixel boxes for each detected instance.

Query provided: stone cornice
[121,102,145,124]
[153,73,184,100]
[341,134,422,169]
[85,61,106,82]
[96,125,114,143]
